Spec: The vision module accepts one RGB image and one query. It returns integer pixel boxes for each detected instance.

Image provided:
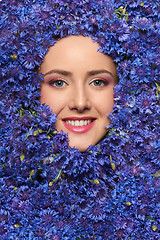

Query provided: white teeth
[65,119,92,126]
[75,120,79,126]
[79,120,83,126]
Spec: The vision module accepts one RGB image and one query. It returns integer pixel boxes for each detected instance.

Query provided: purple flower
[133,16,152,30]
[0,0,159,238]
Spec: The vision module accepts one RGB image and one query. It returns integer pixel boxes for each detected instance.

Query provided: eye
[90,79,108,87]
[48,79,67,88]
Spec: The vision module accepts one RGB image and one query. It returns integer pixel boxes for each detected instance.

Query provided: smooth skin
[40,35,117,152]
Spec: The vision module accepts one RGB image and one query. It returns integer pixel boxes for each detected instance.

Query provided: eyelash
[90,79,109,87]
[48,79,67,88]
[47,78,109,88]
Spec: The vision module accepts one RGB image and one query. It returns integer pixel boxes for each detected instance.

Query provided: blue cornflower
[132,16,152,30]
[0,0,159,238]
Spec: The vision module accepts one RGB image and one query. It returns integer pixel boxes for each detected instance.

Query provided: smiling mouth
[64,119,93,127]
[62,118,96,133]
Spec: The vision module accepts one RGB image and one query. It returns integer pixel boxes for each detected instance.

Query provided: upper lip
[62,117,96,121]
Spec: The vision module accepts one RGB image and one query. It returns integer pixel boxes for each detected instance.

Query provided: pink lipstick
[62,117,96,133]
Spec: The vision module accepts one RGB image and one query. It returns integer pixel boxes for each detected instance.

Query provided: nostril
[69,105,91,113]
[68,99,91,112]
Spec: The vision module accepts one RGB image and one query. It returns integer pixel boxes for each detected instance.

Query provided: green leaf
[114,5,129,21]
[146,216,155,221]
[19,108,25,117]
[151,170,160,178]
[155,82,160,100]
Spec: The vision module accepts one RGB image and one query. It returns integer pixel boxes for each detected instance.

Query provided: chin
[69,137,99,152]
[68,138,91,152]
[69,142,89,152]
[67,131,107,152]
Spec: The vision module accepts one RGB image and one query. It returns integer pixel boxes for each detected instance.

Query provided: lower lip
[62,120,96,133]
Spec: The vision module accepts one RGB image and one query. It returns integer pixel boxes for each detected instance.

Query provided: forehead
[40,35,117,78]
[43,36,100,62]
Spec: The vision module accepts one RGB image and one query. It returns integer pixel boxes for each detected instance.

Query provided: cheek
[94,88,115,116]
[40,85,66,113]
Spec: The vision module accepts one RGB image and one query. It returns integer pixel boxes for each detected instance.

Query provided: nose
[69,85,91,112]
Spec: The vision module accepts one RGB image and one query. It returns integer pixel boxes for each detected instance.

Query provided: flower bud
[111,162,116,171]
[30,169,35,182]
[14,224,22,228]
[89,179,100,185]
[33,130,39,136]
[124,202,131,206]
[10,54,18,59]
[20,153,25,161]
[152,225,157,231]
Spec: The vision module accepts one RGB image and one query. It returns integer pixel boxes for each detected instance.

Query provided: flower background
[0,0,160,239]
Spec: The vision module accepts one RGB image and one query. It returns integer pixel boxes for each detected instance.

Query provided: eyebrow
[43,69,114,78]
[44,69,71,77]
[87,70,114,78]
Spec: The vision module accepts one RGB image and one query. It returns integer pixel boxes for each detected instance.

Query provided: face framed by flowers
[0,0,159,239]
[40,35,118,152]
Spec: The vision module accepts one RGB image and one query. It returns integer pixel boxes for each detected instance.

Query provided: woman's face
[40,35,117,152]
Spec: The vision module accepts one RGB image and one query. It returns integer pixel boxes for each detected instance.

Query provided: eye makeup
[42,69,115,89]
[48,79,67,88]
[90,78,109,87]
[89,73,114,87]
[43,73,69,88]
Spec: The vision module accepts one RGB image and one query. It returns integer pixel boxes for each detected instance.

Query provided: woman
[40,35,117,151]
[0,0,159,239]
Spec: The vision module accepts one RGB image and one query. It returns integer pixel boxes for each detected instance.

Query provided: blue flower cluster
[0,0,160,239]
